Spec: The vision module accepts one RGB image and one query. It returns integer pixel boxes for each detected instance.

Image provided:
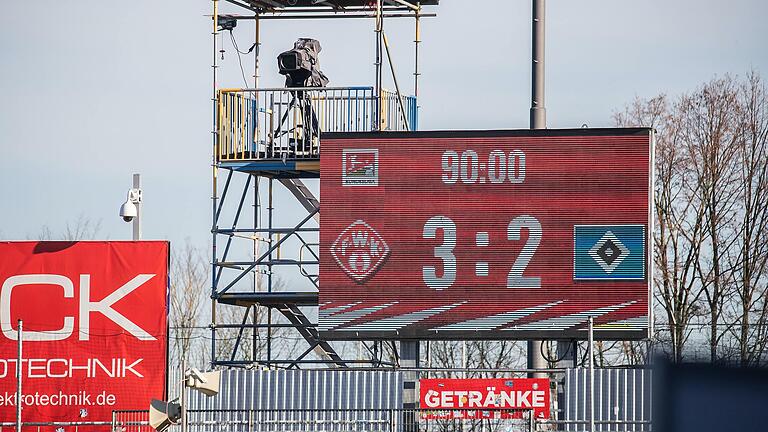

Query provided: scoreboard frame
[319,128,654,341]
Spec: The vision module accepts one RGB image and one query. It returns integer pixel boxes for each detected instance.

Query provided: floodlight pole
[530,0,546,129]
[527,0,548,378]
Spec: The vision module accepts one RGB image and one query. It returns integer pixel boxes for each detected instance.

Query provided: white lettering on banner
[424,390,440,408]
[0,390,117,407]
[1,275,75,341]
[0,358,144,379]
[440,391,453,407]
[0,273,157,341]
[423,389,547,409]
[80,274,156,341]
[27,359,46,378]
[47,359,69,378]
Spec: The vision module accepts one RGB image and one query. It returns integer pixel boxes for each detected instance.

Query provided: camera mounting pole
[132,173,142,241]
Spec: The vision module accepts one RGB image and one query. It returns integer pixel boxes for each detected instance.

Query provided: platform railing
[216,87,416,162]
[381,88,418,132]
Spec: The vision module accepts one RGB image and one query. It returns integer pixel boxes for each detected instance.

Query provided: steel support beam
[401,341,419,432]
[527,0,548,379]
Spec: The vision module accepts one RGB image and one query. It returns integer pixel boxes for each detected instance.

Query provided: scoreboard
[319,129,652,340]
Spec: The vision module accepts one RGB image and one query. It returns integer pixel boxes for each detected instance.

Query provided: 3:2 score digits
[422,215,542,290]
[442,149,526,185]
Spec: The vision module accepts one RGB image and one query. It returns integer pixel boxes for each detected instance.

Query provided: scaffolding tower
[210,0,438,368]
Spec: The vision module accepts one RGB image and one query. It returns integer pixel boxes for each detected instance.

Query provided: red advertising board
[0,241,168,425]
[420,378,550,419]
[319,129,652,340]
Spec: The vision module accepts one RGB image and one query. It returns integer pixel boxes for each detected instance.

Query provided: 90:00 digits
[441,149,526,185]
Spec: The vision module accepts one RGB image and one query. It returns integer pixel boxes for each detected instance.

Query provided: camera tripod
[272,89,320,158]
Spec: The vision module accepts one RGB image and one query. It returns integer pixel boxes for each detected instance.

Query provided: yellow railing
[216,87,416,162]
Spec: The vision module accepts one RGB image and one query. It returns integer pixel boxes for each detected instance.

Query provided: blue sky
[1,0,766,262]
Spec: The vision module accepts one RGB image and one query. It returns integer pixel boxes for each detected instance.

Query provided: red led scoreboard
[319,129,652,340]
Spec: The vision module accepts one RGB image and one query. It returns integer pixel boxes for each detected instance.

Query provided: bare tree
[620,340,647,365]
[170,241,207,367]
[428,340,524,377]
[678,76,743,362]
[729,72,768,365]
[615,95,705,362]
[614,73,768,365]
[37,214,102,240]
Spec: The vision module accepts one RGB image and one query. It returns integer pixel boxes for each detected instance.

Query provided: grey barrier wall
[167,369,404,432]
[562,368,652,431]
[181,369,403,411]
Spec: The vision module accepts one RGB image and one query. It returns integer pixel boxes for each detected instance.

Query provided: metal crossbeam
[214,208,318,296]
[279,179,320,223]
[276,304,346,367]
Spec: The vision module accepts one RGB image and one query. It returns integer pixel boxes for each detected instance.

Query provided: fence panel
[562,368,651,432]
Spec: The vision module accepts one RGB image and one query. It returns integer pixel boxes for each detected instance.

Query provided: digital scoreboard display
[319,129,652,340]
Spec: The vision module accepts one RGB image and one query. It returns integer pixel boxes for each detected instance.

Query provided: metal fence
[112,408,649,432]
[216,87,417,162]
[112,408,538,432]
[192,409,394,432]
[111,410,149,432]
[561,368,652,431]
[0,421,113,432]
[1,367,652,432]
[114,368,403,432]
[109,367,652,432]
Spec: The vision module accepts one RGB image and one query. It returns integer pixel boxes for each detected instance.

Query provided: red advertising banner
[319,129,652,340]
[0,241,168,425]
[420,378,550,419]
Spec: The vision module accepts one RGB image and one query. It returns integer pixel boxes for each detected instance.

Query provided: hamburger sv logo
[331,220,390,283]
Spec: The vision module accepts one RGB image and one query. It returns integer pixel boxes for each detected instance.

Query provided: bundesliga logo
[330,220,390,283]
[342,149,378,186]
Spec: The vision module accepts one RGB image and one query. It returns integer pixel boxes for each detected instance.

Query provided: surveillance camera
[120,200,137,222]
[188,368,208,383]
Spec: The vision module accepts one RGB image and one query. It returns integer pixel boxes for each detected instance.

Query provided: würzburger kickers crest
[330,220,390,283]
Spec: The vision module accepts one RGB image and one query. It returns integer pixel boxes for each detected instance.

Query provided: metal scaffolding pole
[210,0,434,370]
[374,0,383,130]
[589,316,595,432]
[382,32,410,131]
[413,2,421,98]
[528,0,548,379]
[16,320,22,432]
[254,15,260,88]
[401,341,419,432]
[267,178,274,366]
[211,0,220,367]
[252,13,261,363]
[132,174,142,241]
